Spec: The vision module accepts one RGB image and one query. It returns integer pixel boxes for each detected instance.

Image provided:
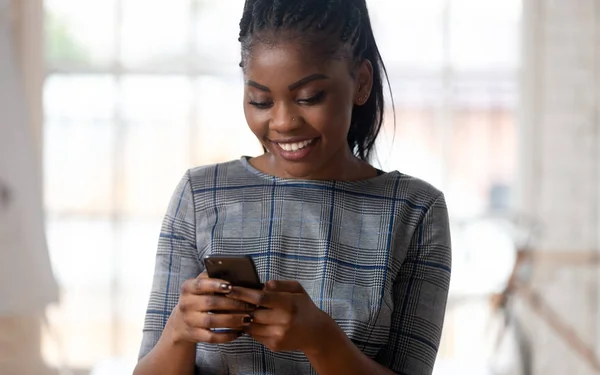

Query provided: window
[43,0,521,372]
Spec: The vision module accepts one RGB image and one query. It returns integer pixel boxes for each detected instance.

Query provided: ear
[354,59,374,106]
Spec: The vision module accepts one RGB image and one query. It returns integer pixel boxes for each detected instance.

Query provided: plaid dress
[139,157,451,375]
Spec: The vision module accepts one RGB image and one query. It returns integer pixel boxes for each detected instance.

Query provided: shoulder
[378,171,444,213]
[187,158,259,189]
[183,158,265,208]
[188,159,245,182]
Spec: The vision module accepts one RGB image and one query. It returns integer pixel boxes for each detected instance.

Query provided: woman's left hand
[226,280,333,353]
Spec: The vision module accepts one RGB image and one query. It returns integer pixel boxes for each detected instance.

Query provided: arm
[134,171,201,375]
[304,194,451,375]
[303,318,396,375]
[376,193,452,374]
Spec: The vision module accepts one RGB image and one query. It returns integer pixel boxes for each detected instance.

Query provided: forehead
[243,41,352,85]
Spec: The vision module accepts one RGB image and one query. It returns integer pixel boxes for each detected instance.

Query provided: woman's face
[243,41,372,179]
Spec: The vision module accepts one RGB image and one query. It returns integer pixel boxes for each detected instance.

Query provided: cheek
[243,104,270,142]
[303,100,353,138]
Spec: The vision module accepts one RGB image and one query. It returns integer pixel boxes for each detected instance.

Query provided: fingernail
[242,315,253,325]
[219,283,232,293]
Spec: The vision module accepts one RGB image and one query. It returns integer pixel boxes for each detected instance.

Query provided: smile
[276,139,315,152]
[270,138,319,162]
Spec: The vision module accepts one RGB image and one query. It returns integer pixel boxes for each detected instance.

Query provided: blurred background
[1,0,599,374]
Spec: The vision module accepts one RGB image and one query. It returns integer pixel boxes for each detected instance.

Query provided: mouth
[270,138,319,161]
[275,138,315,152]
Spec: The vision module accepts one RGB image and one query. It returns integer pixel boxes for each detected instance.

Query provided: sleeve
[376,193,452,375]
[138,170,203,360]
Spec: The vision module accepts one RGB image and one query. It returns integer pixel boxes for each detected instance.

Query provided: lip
[270,138,319,162]
[269,137,318,144]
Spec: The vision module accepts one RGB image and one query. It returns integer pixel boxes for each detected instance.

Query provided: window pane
[378,78,444,183]
[120,76,193,123]
[377,108,444,188]
[45,218,114,367]
[120,121,191,216]
[112,219,162,359]
[119,76,193,216]
[449,0,521,70]
[389,78,445,108]
[47,218,114,289]
[45,0,116,67]
[116,219,162,292]
[195,0,245,74]
[44,74,116,120]
[45,289,113,368]
[44,120,114,215]
[121,0,190,70]
[370,0,445,69]
[194,75,261,165]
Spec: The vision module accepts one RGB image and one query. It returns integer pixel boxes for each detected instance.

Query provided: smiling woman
[40,0,521,373]
[133,1,451,375]
[242,42,376,180]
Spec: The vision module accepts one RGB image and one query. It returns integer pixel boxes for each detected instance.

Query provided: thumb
[265,280,305,293]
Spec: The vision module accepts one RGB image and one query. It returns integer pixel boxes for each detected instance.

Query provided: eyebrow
[288,74,330,91]
[245,73,330,93]
[246,80,271,92]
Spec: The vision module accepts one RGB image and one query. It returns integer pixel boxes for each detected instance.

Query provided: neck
[256,146,376,181]
[312,148,368,181]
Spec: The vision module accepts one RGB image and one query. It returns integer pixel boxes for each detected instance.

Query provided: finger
[188,327,243,344]
[243,322,282,338]
[198,272,209,279]
[264,280,305,294]
[227,287,284,309]
[183,312,254,330]
[179,295,256,313]
[250,307,290,326]
[181,277,233,295]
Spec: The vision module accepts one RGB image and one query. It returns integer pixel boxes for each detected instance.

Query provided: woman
[134,1,451,374]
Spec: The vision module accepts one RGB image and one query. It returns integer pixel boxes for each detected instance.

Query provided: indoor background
[1,0,598,375]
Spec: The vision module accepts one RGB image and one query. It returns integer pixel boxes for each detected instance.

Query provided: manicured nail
[242,315,253,325]
[219,283,232,293]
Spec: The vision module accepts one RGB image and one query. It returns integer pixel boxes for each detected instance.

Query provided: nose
[270,102,301,133]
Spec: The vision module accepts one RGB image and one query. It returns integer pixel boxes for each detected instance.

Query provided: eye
[248,100,273,109]
[297,91,325,105]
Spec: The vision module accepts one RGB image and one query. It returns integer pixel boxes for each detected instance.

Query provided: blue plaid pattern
[139,157,451,375]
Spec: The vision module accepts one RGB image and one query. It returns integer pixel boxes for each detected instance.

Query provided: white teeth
[278,139,313,152]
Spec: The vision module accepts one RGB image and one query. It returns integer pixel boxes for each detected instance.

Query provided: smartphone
[203,255,263,290]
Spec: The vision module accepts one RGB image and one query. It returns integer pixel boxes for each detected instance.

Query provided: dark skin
[243,41,377,181]
[133,41,394,375]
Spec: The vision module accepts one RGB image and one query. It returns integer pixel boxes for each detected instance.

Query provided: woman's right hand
[167,273,255,345]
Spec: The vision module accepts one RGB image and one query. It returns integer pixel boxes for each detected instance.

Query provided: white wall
[519,0,600,374]
[0,0,56,315]
[10,0,44,157]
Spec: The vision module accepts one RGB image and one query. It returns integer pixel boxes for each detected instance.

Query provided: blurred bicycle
[443,211,541,375]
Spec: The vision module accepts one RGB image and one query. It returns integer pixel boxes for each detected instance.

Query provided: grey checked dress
[139,157,452,375]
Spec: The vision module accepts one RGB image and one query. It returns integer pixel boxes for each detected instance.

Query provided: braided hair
[238,0,393,162]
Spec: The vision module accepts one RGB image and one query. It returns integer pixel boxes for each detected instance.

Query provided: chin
[281,159,336,180]
[279,163,318,179]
